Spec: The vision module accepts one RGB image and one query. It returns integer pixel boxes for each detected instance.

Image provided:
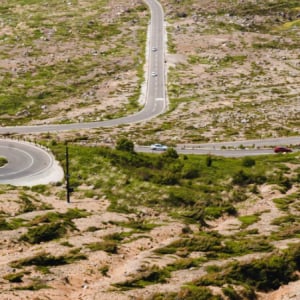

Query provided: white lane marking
[0,146,34,176]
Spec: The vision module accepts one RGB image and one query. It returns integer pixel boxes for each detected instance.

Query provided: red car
[274,146,292,153]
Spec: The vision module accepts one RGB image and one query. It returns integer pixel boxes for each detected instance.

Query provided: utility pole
[66,144,70,203]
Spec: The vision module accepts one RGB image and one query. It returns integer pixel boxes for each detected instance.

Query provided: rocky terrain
[0,1,300,299]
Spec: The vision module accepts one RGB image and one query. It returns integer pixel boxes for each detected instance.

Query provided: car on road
[152,47,158,52]
[151,72,157,77]
[150,143,168,151]
[274,146,292,153]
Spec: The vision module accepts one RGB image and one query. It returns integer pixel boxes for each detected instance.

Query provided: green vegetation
[0,217,26,231]
[149,286,223,300]
[273,193,299,211]
[0,140,299,297]
[113,265,171,290]
[19,221,72,244]
[154,231,273,259]
[19,209,90,244]
[238,214,261,228]
[115,137,135,153]
[0,157,7,167]
[0,0,148,125]
[3,271,26,283]
[86,240,118,254]
[195,242,300,292]
[15,279,49,291]
[11,249,87,269]
[50,143,298,227]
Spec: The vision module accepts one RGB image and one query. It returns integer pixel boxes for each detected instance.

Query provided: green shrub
[195,243,300,292]
[0,218,13,231]
[100,265,109,276]
[242,157,256,167]
[86,240,118,254]
[31,185,47,194]
[15,280,49,291]
[115,138,135,153]
[3,271,25,283]
[182,166,200,179]
[19,221,72,244]
[238,214,260,228]
[113,265,170,289]
[163,148,179,159]
[11,250,86,268]
[271,215,296,226]
[206,155,213,167]
[0,157,7,167]
[232,170,266,186]
[149,286,222,300]
[222,286,242,300]
[0,218,26,231]
[165,190,196,207]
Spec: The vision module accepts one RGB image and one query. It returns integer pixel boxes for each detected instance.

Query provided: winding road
[0,0,167,135]
[0,139,63,186]
[0,0,298,185]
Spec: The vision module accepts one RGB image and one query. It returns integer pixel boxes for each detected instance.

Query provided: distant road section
[0,0,167,135]
[0,139,64,186]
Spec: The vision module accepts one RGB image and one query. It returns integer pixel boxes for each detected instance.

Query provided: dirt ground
[0,182,299,300]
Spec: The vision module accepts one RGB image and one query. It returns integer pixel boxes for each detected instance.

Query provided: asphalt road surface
[0,139,63,186]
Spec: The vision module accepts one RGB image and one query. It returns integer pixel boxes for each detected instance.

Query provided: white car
[152,47,158,52]
[151,72,157,77]
[150,144,168,151]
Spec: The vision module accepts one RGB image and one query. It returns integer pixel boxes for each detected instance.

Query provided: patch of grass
[19,207,88,243]
[11,249,86,269]
[99,265,109,276]
[154,232,273,259]
[238,214,260,228]
[194,242,300,292]
[271,224,300,239]
[60,241,74,247]
[86,240,118,254]
[0,157,7,167]
[0,217,26,231]
[166,257,206,272]
[15,280,50,291]
[148,286,222,300]
[3,271,26,283]
[19,221,73,244]
[113,219,157,232]
[18,193,38,213]
[273,194,298,211]
[30,185,48,194]
[29,208,90,225]
[113,265,170,290]
[271,215,298,226]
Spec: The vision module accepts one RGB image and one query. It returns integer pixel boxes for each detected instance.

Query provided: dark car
[274,146,292,153]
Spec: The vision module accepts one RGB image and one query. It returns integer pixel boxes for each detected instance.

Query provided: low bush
[232,170,266,186]
[19,221,74,244]
[0,157,7,167]
[3,271,25,283]
[149,286,222,300]
[242,157,256,167]
[86,240,118,254]
[11,249,86,268]
[195,243,300,292]
[238,214,260,228]
[113,265,170,290]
